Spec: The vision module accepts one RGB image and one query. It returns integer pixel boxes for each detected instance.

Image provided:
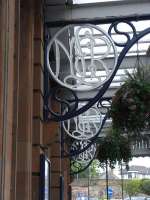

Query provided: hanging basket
[96,130,132,169]
[110,65,150,135]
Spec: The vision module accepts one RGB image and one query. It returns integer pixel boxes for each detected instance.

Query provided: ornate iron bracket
[44,18,150,174]
[44,20,150,122]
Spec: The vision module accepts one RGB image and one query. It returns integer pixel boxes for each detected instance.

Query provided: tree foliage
[140,179,150,195]
[79,160,100,178]
[124,179,141,198]
[90,160,100,178]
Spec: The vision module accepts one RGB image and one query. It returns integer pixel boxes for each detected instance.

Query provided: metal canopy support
[45,0,150,25]
[45,14,150,28]
[44,24,150,122]
[43,10,150,174]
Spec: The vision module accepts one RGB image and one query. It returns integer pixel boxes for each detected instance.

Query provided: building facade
[1,0,150,200]
[0,1,71,200]
[122,166,150,180]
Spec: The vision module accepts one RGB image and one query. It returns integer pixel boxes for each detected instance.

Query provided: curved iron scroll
[44,22,150,122]
[46,24,118,91]
[44,86,79,120]
[62,24,150,173]
[108,20,137,47]
[70,157,94,175]
[44,20,150,174]
[62,113,108,158]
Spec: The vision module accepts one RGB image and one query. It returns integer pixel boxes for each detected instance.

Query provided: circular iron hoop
[47,24,118,91]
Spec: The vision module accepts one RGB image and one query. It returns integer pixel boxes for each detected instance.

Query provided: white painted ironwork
[63,107,102,140]
[71,140,96,164]
[47,24,118,91]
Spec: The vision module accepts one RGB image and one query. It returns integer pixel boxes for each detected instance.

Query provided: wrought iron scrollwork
[71,140,96,164]
[47,24,118,91]
[63,106,102,140]
[70,140,97,175]
[45,21,150,122]
[44,18,150,174]
[45,23,118,121]
[97,97,112,115]
[62,113,108,158]
[44,86,79,121]
[108,21,137,47]
[70,158,94,175]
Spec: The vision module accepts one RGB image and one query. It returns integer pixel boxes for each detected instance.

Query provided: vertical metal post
[60,104,64,159]
[121,162,124,200]
[88,167,90,200]
[43,24,50,121]
[106,160,109,200]
[60,104,64,200]
[60,175,64,200]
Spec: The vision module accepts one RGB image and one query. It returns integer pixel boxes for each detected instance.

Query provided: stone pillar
[0,0,15,199]
[15,0,34,199]
[11,0,21,199]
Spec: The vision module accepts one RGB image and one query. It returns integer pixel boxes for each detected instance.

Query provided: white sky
[129,157,150,168]
[112,157,150,177]
[73,0,124,4]
[97,157,150,176]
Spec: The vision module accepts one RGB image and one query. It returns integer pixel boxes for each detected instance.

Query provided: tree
[124,180,141,199]
[90,160,100,178]
[140,179,150,195]
[79,160,100,178]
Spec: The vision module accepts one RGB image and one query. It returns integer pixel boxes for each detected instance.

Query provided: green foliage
[90,160,101,178]
[124,179,141,197]
[71,160,83,174]
[140,179,150,195]
[110,65,150,136]
[79,160,100,178]
[78,168,89,178]
[96,129,132,169]
[124,179,150,197]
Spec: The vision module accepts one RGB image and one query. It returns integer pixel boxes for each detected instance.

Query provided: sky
[112,157,150,177]
[129,156,150,168]
[97,157,150,176]
[73,0,123,4]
